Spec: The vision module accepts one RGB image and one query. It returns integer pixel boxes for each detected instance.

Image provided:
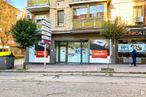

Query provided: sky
[10,0,27,9]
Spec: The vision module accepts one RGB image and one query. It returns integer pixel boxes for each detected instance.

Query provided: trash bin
[0,52,14,69]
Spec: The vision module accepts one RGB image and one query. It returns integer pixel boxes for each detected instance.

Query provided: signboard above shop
[126,28,146,36]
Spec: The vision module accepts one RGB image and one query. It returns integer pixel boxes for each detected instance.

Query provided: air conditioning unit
[135,16,144,23]
[27,14,32,19]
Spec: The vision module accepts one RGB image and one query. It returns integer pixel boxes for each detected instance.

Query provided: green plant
[11,19,38,69]
[101,17,127,63]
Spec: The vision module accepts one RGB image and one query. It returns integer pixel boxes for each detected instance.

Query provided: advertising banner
[92,50,108,58]
[36,51,48,57]
[118,44,146,52]
[90,39,110,63]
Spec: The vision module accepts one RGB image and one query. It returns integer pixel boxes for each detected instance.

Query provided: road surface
[0,72,146,97]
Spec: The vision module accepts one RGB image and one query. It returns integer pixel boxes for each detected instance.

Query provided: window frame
[57,10,64,26]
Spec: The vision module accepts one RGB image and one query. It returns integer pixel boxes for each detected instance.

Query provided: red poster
[36,51,48,57]
[92,50,108,58]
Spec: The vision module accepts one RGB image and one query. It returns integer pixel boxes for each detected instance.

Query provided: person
[131,48,137,66]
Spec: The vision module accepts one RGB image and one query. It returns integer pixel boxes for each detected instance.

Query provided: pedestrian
[131,48,137,67]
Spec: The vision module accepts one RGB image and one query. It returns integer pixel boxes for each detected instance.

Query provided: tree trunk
[111,39,116,64]
[23,48,27,69]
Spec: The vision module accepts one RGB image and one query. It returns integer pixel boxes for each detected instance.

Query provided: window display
[90,39,110,63]
[118,39,146,57]
[68,42,81,63]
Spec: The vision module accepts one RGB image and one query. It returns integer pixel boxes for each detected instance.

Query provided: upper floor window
[73,4,104,19]
[73,7,88,19]
[57,10,64,26]
[89,4,104,18]
[133,6,143,17]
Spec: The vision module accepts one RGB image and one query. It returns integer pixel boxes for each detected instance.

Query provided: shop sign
[92,50,108,58]
[36,51,48,57]
[127,31,146,36]
[118,44,146,52]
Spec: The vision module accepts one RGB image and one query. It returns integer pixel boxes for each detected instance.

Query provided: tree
[101,17,127,64]
[11,19,38,69]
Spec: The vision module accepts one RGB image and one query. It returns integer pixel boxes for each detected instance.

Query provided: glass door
[59,46,67,62]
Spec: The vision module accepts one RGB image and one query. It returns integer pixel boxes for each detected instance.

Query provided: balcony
[69,0,110,5]
[27,0,50,12]
[72,18,104,29]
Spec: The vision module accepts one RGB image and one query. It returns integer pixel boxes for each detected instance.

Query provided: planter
[0,53,14,69]
[100,68,115,73]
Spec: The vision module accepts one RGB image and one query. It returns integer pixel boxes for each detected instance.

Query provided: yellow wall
[111,0,135,25]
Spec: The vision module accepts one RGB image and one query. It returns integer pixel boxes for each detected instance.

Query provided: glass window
[89,4,104,18]
[82,42,89,63]
[118,39,146,57]
[89,6,97,17]
[73,7,87,19]
[57,10,64,26]
[134,6,142,17]
[68,42,81,62]
[97,4,104,18]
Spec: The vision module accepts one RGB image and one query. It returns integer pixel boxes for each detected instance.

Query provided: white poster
[118,44,146,52]
[90,39,110,63]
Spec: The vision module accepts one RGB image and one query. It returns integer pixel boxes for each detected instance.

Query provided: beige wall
[50,0,72,32]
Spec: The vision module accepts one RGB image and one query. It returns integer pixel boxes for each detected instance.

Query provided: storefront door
[56,41,89,63]
[59,46,67,63]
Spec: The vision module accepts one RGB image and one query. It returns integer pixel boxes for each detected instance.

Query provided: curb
[0,70,146,74]
[0,70,146,78]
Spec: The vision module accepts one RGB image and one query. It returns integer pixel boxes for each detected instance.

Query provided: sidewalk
[1,59,146,75]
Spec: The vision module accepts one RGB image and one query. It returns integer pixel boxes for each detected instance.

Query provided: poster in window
[90,39,110,63]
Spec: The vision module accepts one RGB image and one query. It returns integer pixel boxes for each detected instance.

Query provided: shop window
[118,39,146,57]
[90,39,110,63]
[57,10,64,26]
[68,42,81,63]
[82,42,89,63]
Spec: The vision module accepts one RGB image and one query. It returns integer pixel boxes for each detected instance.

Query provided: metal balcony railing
[27,0,49,7]
[72,18,104,29]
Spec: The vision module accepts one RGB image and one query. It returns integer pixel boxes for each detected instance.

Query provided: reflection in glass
[89,6,97,17]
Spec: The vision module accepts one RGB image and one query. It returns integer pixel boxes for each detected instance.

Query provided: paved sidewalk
[19,64,146,73]
[0,59,146,75]
[1,59,146,74]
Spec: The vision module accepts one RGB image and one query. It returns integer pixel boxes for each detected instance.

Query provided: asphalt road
[0,72,146,97]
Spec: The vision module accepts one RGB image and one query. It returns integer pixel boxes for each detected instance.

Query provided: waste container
[0,52,14,69]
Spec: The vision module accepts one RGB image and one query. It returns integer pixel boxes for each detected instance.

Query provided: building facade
[0,0,24,56]
[111,0,146,64]
[27,0,146,64]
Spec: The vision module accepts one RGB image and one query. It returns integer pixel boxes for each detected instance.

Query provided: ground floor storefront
[52,33,111,64]
[27,27,146,64]
[116,27,146,64]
